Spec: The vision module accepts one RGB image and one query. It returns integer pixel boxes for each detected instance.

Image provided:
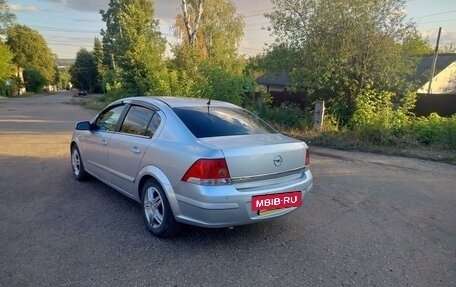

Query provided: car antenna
[207,96,212,113]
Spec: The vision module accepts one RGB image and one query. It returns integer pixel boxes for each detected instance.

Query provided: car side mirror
[75,121,92,131]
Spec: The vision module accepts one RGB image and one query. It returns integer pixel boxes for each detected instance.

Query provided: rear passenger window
[145,113,161,137]
[120,106,155,136]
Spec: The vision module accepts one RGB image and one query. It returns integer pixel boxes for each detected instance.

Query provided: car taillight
[305,149,310,171]
[182,159,232,185]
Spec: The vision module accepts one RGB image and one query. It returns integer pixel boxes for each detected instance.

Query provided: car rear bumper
[171,171,313,228]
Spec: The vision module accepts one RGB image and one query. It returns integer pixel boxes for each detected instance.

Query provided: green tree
[23,69,45,92]
[266,0,418,123]
[0,42,13,96]
[0,42,12,79]
[0,0,15,38]
[69,48,98,92]
[173,0,245,74]
[245,43,300,77]
[101,0,168,96]
[6,25,55,84]
[194,63,255,105]
[53,67,71,90]
[92,37,104,92]
[402,33,433,55]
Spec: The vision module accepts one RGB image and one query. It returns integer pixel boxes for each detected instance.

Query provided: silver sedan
[71,97,313,238]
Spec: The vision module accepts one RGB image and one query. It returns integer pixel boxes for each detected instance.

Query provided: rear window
[173,106,277,138]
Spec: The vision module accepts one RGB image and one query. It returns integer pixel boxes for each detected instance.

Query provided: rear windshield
[173,106,277,138]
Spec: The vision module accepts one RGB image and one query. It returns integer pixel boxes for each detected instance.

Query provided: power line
[30,25,100,34]
[242,8,274,17]
[416,18,456,25]
[239,46,265,51]
[247,21,270,26]
[414,9,456,19]
[48,43,93,47]
[244,13,266,18]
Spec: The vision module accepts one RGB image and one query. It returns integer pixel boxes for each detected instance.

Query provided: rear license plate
[252,191,302,212]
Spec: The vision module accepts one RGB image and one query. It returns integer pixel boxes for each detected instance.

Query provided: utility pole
[314,101,325,131]
[427,27,442,95]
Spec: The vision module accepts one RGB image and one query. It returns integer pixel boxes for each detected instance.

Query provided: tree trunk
[181,0,204,45]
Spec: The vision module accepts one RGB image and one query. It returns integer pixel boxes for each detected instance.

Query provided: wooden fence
[255,91,456,117]
[413,93,456,117]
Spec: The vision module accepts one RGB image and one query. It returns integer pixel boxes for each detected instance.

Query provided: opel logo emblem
[273,155,283,167]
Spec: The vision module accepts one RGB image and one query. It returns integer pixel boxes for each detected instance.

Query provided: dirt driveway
[1,93,455,287]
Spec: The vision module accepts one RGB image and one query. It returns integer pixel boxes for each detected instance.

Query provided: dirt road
[1,93,455,287]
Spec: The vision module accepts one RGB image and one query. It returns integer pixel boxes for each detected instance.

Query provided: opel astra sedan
[71,97,313,238]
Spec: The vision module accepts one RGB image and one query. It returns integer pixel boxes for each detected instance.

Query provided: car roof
[121,96,239,109]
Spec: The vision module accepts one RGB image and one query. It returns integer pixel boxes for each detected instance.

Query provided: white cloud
[9,4,40,12]
[420,29,456,48]
[43,0,108,12]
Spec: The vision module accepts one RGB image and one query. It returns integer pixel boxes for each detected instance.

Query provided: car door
[83,104,126,181]
[107,105,161,196]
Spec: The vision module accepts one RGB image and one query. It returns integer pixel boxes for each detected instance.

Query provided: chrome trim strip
[108,167,135,183]
[231,167,305,184]
[87,160,135,183]
[87,160,109,172]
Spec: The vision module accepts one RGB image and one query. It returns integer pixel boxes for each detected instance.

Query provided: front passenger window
[95,105,125,132]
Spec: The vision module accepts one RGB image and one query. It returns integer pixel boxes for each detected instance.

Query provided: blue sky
[7,0,456,59]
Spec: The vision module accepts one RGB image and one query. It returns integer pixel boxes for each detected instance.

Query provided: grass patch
[286,129,456,165]
[75,94,107,110]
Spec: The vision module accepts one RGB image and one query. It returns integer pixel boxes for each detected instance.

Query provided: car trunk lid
[200,134,308,188]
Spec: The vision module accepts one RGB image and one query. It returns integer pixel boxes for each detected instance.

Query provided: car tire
[141,179,181,238]
[71,145,88,181]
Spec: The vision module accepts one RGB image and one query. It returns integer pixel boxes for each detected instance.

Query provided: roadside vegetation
[1,0,455,163]
[256,101,456,164]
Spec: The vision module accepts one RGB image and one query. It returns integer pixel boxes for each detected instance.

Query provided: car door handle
[101,139,108,146]
[131,146,141,154]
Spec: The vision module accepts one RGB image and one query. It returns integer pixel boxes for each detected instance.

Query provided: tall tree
[100,0,167,95]
[266,0,418,123]
[0,0,15,38]
[0,42,12,80]
[173,0,245,74]
[92,37,104,92]
[69,48,98,92]
[100,0,122,70]
[6,25,55,84]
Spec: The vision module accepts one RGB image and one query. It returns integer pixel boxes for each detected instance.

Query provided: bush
[411,113,456,149]
[263,102,313,130]
[350,89,414,145]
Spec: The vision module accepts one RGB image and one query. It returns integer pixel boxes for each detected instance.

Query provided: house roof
[256,72,289,86]
[256,53,456,89]
[411,53,456,87]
